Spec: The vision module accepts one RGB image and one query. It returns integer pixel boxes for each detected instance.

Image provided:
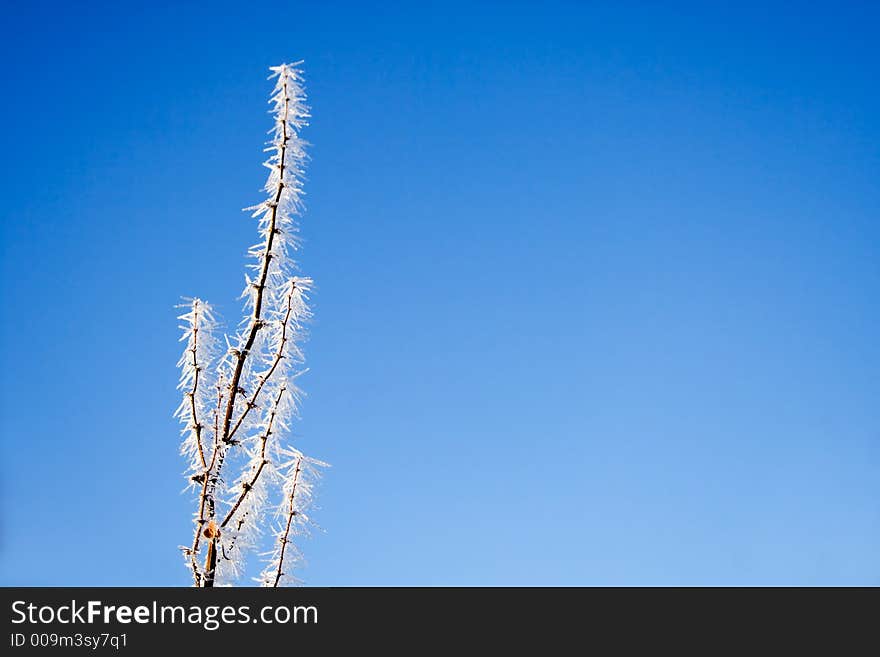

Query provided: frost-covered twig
[176,62,325,587]
[217,65,308,451]
[175,299,217,476]
[221,386,285,530]
[175,299,220,586]
[213,277,312,581]
[271,455,303,587]
[226,277,311,445]
[259,453,328,587]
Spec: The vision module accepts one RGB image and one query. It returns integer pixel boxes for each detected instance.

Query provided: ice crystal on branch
[175,62,326,588]
[175,298,219,484]
[259,452,329,587]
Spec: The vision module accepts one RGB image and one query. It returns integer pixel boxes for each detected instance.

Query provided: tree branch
[187,308,208,470]
[226,280,299,444]
[188,375,227,586]
[221,385,286,530]
[271,454,303,587]
[201,72,293,588]
[217,74,292,453]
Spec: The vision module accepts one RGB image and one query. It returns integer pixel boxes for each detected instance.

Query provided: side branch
[221,385,287,529]
[271,455,303,587]
[188,376,227,586]
[226,281,299,444]
[187,314,208,470]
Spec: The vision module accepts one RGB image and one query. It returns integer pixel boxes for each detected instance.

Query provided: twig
[271,455,303,587]
[188,375,227,586]
[221,385,286,529]
[186,306,208,470]
[217,74,293,451]
[200,72,294,589]
[226,281,299,444]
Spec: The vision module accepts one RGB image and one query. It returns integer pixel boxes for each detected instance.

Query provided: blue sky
[1,1,878,585]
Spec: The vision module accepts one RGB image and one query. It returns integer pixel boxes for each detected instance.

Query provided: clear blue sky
[1,1,878,586]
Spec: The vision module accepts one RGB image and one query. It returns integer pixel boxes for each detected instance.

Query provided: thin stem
[187,305,208,470]
[272,455,303,587]
[218,74,291,450]
[226,281,298,444]
[189,377,227,586]
[221,385,286,529]
[200,438,229,588]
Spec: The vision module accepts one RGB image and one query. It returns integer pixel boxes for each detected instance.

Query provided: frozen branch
[260,453,328,587]
[175,299,218,476]
[227,277,311,444]
[221,385,285,530]
[177,62,326,588]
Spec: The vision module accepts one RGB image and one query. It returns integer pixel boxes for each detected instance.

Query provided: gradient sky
[1,1,878,586]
